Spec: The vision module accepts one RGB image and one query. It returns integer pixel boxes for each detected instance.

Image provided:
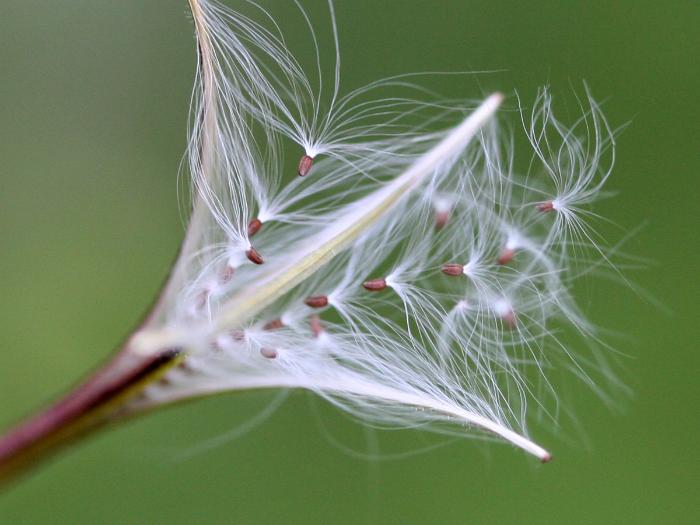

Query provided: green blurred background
[0,1,698,523]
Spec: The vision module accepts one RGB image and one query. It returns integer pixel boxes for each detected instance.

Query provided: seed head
[122,0,628,464]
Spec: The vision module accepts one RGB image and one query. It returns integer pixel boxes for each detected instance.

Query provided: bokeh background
[1,1,698,523]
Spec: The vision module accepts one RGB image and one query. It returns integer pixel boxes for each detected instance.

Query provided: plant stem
[0,346,182,489]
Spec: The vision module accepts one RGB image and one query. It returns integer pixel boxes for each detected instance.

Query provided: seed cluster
[137,0,624,461]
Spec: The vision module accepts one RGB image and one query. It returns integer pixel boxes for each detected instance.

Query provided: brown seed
[195,289,209,309]
[310,315,323,338]
[298,154,314,177]
[536,201,554,213]
[219,264,235,284]
[497,248,516,265]
[435,210,450,230]
[362,278,387,291]
[441,263,464,276]
[260,347,278,359]
[304,295,328,308]
[263,318,284,331]
[247,218,263,236]
[501,310,517,329]
[230,329,246,342]
[246,247,264,265]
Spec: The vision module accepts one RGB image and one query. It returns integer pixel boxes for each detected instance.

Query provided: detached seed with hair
[441,263,464,276]
[246,247,264,265]
[297,154,314,176]
[304,295,328,308]
[247,218,263,236]
[362,278,387,291]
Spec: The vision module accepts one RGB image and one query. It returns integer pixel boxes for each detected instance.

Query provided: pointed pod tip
[490,92,505,106]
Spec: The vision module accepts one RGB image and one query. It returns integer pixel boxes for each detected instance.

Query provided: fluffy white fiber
[128,0,623,461]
